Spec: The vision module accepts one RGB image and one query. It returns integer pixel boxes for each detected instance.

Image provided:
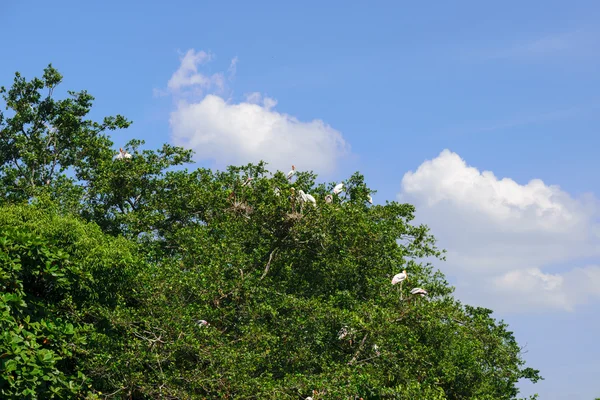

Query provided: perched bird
[325,194,333,203]
[392,270,408,300]
[300,190,317,207]
[410,288,428,297]
[196,320,209,327]
[287,165,296,180]
[367,195,373,204]
[338,326,349,340]
[242,177,254,187]
[333,182,344,195]
[392,270,408,285]
[115,147,132,160]
[274,187,281,197]
[297,189,308,203]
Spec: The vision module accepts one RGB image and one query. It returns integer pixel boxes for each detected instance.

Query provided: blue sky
[2,1,599,398]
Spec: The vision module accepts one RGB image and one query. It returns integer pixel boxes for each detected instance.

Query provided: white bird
[242,177,253,187]
[274,187,281,196]
[325,194,333,203]
[392,270,408,300]
[410,288,428,297]
[392,270,408,285]
[297,189,308,203]
[196,320,209,327]
[333,182,344,195]
[297,189,316,207]
[304,191,317,207]
[115,147,132,160]
[367,195,373,204]
[287,165,296,180]
[338,326,349,340]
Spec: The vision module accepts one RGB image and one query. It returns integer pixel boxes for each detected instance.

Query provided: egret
[297,189,308,203]
[242,177,253,187]
[367,195,373,204]
[196,320,209,327]
[299,190,317,207]
[391,270,408,285]
[410,288,428,297]
[333,182,344,195]
[287,165,296,180]
[392,270,408,300]
[274,187,281,196]
[325,194,333,203]
[338,326,349,340]
[115,147,132,160]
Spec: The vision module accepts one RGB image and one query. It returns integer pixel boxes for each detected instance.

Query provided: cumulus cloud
[162,49,350,174]
[398,149,600,312]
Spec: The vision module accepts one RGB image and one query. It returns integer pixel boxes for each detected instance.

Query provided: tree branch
[348,333,368,365]
[260,248,278,280]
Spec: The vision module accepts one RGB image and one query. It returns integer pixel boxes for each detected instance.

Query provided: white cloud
[398,149,600,312]
[170,94,348,173]
[163,49,350,174]
[228,56,238,81]
[167,49,224,94]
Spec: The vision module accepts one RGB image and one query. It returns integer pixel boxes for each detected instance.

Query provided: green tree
[0,64,130,204]
[0,204,140,399]
[0,65,542,399]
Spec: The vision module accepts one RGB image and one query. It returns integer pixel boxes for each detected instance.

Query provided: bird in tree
[298,190,316,207]
[392,270,408,285]
[325,194,333,203]
[196,320,209,327]
[115,147,132,160]
[242,177,253,187]
[333,182,344,195]
[392,270,408,299]
[410,287,428,297]
[367,194,373,204]
[286,165,296,180]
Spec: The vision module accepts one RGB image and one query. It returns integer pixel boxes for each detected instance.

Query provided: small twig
[260,248,278,280]
[355,353,382,365]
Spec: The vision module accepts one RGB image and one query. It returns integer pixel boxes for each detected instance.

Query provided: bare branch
[348,333,368,365]
[260,248,278,280]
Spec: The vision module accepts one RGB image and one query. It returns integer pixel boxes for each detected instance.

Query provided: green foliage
[0,64,130,203]
[0,65,542,399]
[0,205,140,399]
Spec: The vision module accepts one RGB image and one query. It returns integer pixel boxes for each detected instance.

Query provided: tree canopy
[0,65,542,399]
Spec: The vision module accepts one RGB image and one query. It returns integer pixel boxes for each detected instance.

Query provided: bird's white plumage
[367,195,373,204]
[242,177,253,187]
[333,182,344,195]
[115,147,132,160]
[304,192,316,206]
[298,189,308,203]
[287,165,296,180]
[391,270,408,285]
[410,288,427,297]
[325,194,333,203]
